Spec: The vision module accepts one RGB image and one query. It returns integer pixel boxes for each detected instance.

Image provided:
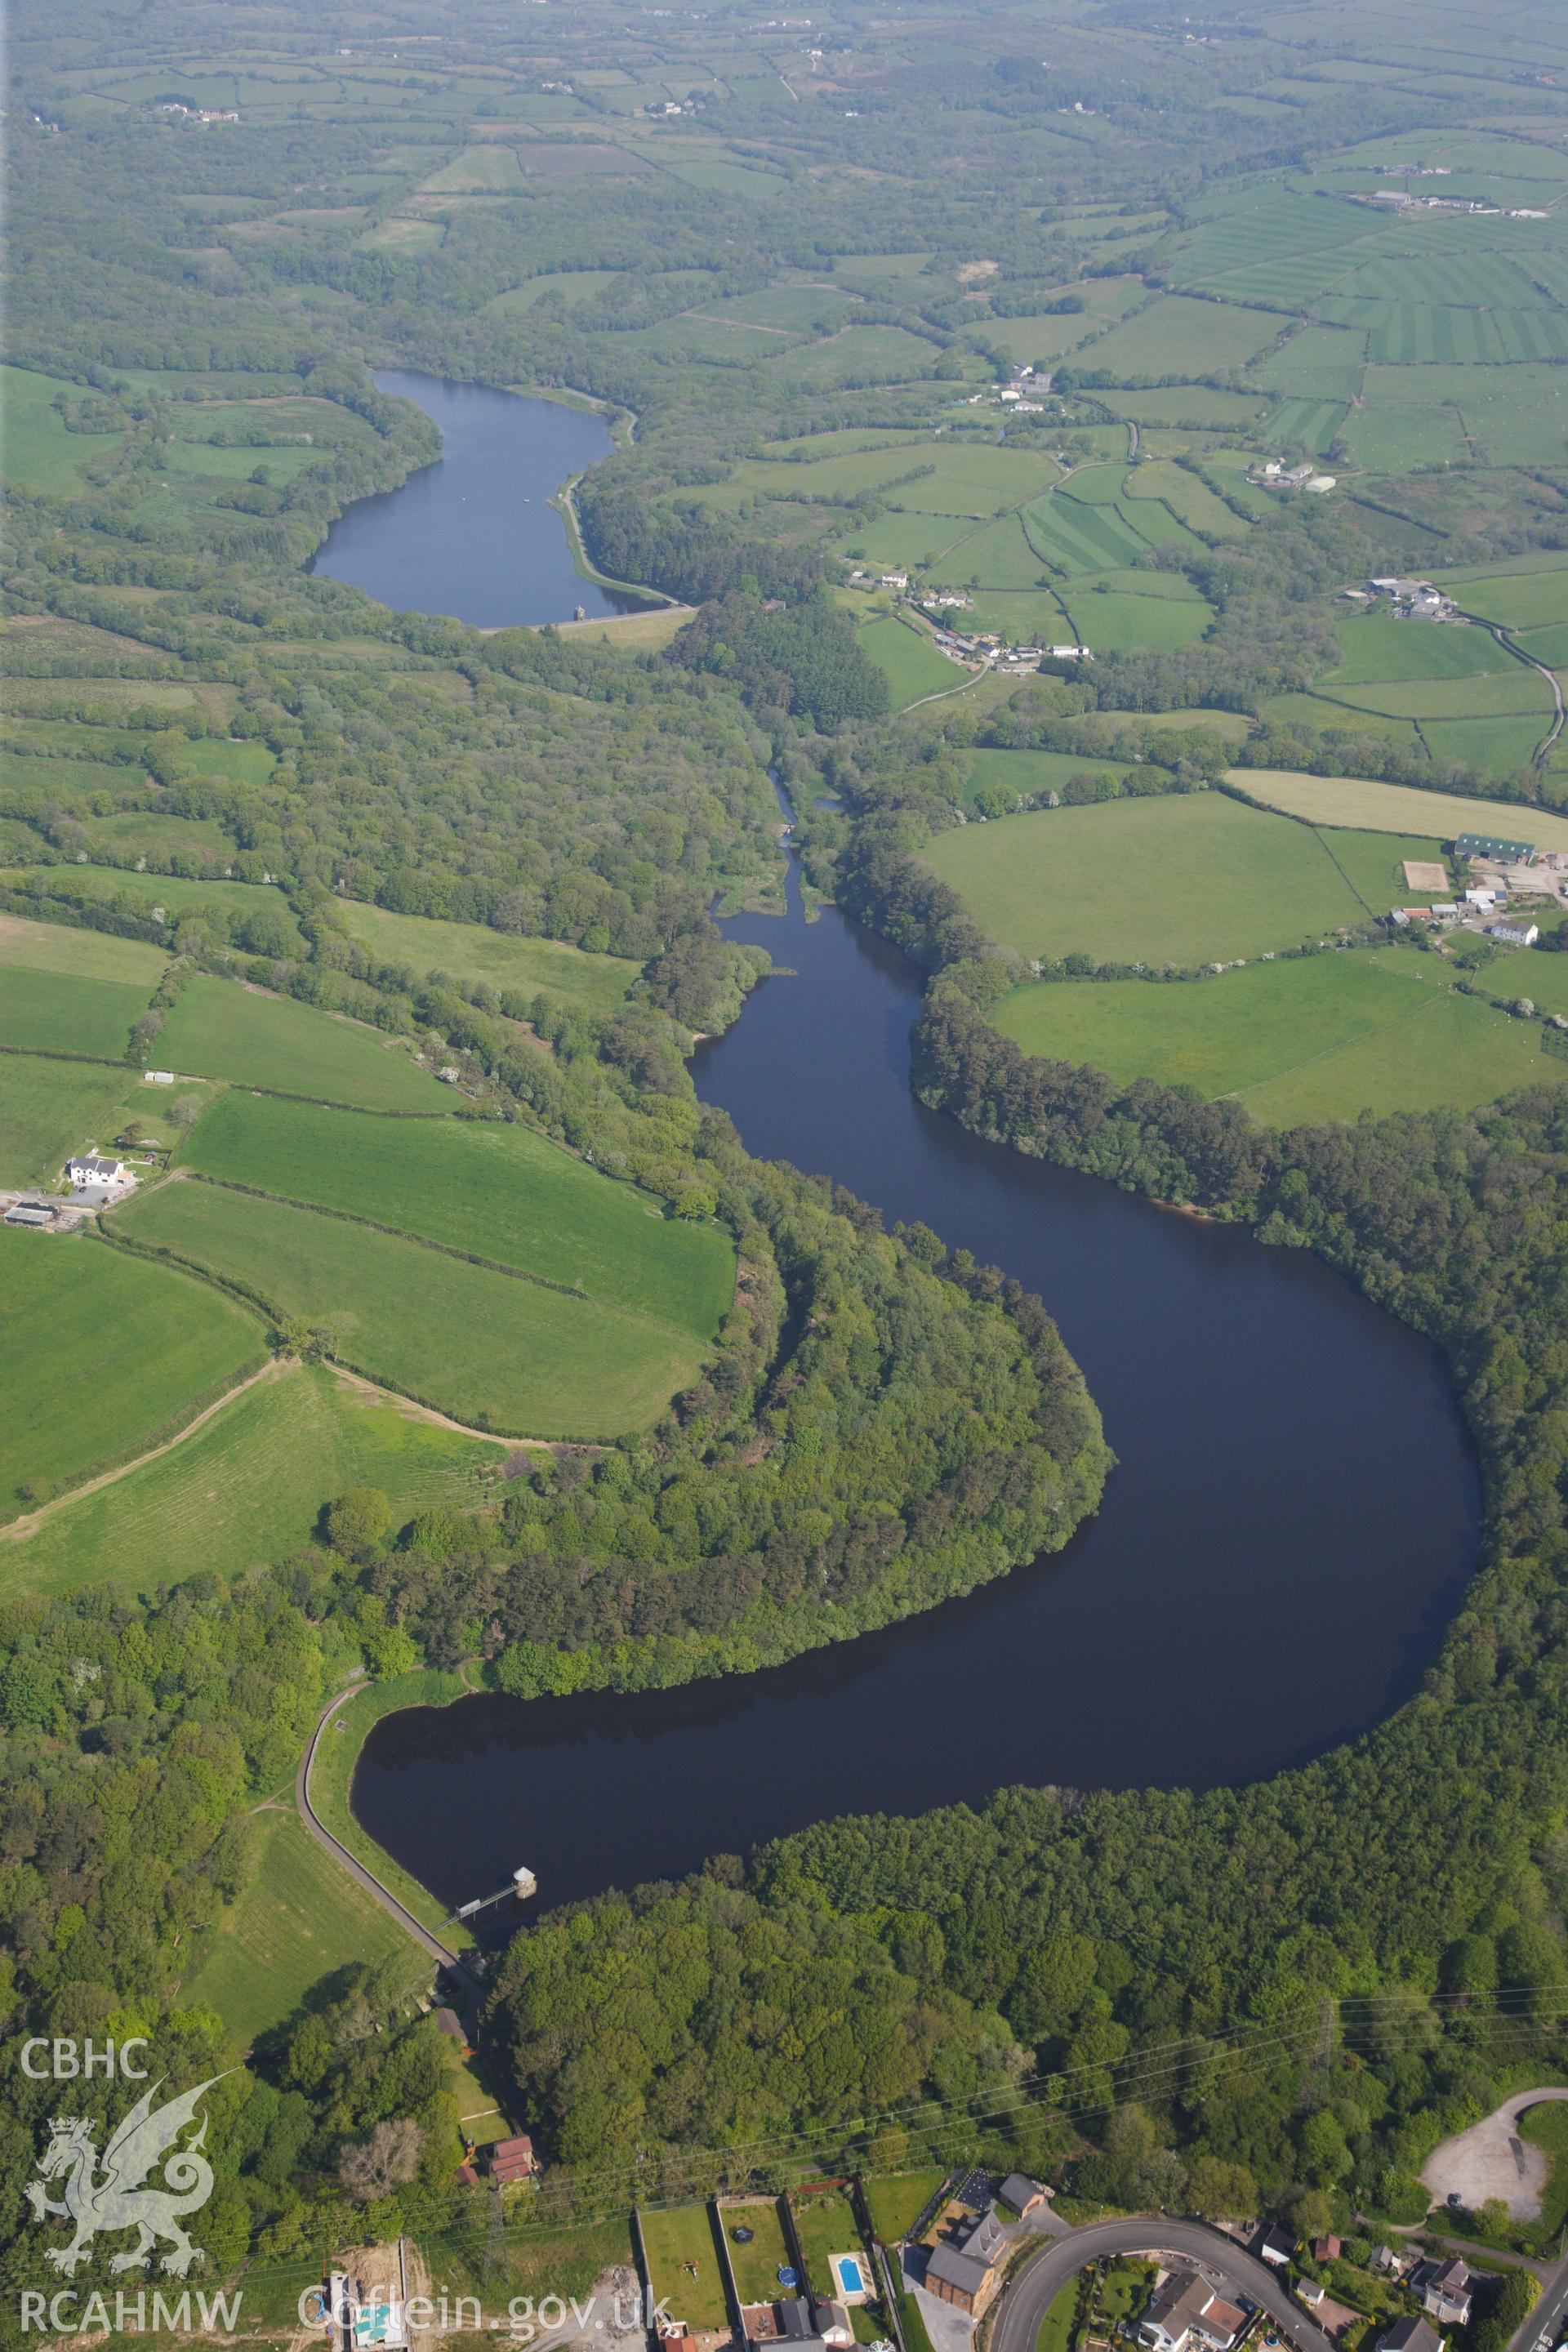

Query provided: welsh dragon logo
[25,2075,223,2277]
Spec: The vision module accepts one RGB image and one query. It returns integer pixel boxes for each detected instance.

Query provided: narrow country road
[987,2218,1338,2352]
[296,1680,481,1991]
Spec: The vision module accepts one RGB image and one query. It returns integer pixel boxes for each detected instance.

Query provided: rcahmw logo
[20,2053,243,2331]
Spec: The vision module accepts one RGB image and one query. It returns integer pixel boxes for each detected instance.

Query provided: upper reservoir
[354,826,1478,1920]
[308,370,644,626]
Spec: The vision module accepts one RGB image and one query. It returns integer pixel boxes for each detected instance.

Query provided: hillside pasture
[1,1361,498,1599]
[1065,583,1214,653]
[922,791,1383,967]
[0,1054,144,1188]
[155,977,445,1108]
[856,617,962,706]
[0,912,166,985]
[0,1226,265,1521]
[333,899,637,1013]
[182,1093,735,1340]
[1076,294,1284,377]
[1326,613,1517,684]
[180,1809,416,2050]
[991,949,1567,1126]
[2,366,125,493]
[118,1181,712,1439]
[0,964,153,1060]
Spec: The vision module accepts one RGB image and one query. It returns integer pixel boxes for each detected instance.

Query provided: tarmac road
[987,2218,1338,2352]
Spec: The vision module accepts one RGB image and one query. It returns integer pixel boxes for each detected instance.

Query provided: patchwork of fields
[0,924,735,1585]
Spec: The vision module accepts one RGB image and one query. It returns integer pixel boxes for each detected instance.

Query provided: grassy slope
[180,1807,416,2051]
[156,975,447,1107]
[334,898,639,1013]
[858,616,964,706]
[991,948,1568,1124]
[0,1361,499,1598]
[0,1054,139,1187]
[119,1179,710,1438]
[0,964,154,1058]
[0,1225,265,1517]
[182,1092,735,1341]
[1,364,125,492]
[924,791,1371,966]
[0,912,167,983]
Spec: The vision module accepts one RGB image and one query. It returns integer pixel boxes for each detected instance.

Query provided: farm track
[0,1355,288,1543]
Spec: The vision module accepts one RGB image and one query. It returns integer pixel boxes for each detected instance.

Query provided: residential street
[987,2218,1338,2352]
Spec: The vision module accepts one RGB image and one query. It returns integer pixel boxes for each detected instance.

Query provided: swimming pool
[831,2256,869,2300]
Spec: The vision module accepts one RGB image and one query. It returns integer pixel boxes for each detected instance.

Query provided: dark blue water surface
[308,370,644,626]
[354,833,1479,1919]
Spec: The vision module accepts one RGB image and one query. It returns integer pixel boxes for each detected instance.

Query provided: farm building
[1456,831,1537,864]
[1490,920,1540,946]
[1137,2274,1245,2352]
[4,1201,58,1228]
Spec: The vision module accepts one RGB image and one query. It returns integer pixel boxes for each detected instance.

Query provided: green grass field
[722,2200,795,2305]
[1325,613,1516,684]
[858,616,964,706]
[155,976,446,1107]
[639,2206,730,2332]
[992,948,1568,1126]
[120,1178,711,1439]
[180,1808,419,2049]
[182,1092,735,1339]
[0,1225,265,1519]
[924,791,1379,967]
[0,1054,139,1187]
[1,1361,500,1598]
[2,365,125,492]
[0,914,167,987]
[1230,768,1568,853]
[0,964,154,1059]
[334,899,638,1013]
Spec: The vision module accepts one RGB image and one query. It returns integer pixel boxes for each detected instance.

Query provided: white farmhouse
[65,1154,127,1188]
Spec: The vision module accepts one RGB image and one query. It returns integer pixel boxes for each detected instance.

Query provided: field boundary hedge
[180,1170,698,1334]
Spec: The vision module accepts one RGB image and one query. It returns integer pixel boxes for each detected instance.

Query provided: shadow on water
[354,800,1480,1920]
[308,370,645,628]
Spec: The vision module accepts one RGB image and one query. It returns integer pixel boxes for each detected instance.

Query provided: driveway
[987,2217,1336,2352]
[1422,2089,1568,2221]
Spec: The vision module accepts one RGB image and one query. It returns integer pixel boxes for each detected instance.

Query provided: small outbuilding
[999,2173,1051,2220]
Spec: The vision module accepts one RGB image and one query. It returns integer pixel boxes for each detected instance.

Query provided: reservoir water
[354,833,1479,1920]
[308,370,644,626]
